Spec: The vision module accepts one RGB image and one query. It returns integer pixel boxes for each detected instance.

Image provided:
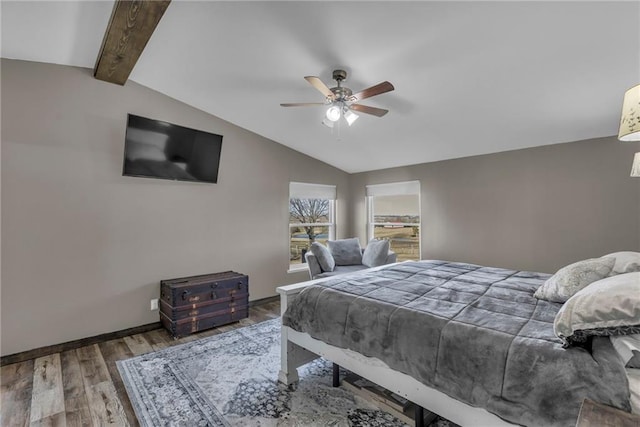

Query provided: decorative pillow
[611,335,640,368]
[309,242,335,272]
[327,238,362,266]
[602,251,640,276]
[533,257,615,303]
[362,239,390,268]
[554,272,640,347]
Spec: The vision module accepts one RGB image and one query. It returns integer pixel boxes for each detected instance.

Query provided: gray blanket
[283,261,630,426]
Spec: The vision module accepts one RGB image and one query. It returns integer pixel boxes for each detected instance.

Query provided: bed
[277,260,633,426]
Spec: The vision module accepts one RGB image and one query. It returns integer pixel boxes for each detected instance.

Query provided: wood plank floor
[1,301,280,427]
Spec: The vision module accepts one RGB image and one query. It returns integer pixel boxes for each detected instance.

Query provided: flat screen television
[123,114,223,184]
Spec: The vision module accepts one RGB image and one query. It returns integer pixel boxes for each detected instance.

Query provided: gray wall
[1,59,350,356]
[349,137,640,273]
[3,59,639,357]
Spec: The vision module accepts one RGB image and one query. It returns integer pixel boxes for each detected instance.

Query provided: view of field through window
[371,194,420,262]
[289,198,332,266]
[289,193,419,267]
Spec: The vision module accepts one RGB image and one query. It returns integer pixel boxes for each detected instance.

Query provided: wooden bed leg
[415,405,424,427]
[332,363,340,387]
[278,326,319,387]
[278,339,301,386]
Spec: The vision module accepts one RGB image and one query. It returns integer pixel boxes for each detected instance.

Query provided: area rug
[117,319,451,426]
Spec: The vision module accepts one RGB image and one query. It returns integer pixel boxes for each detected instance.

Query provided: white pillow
[610,335,640,368]
[602,251,640,275]
[554,272,640,347]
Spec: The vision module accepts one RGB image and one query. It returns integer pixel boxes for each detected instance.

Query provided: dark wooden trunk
[161,271,248,307]
[159,271,249,338]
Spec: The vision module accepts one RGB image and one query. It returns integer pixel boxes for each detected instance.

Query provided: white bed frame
[276,270,515,427]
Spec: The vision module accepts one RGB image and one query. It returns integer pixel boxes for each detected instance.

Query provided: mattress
[283,260,630,427]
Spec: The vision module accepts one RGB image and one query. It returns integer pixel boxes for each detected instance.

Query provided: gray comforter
[282,261,630,426]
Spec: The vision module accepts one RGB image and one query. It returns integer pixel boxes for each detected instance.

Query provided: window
[367,181,420,262]
[289,182,336,270]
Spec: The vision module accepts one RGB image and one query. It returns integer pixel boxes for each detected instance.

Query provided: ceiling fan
[280,69,394,128]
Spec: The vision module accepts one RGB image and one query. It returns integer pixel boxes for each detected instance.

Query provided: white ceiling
[2,1,639,173]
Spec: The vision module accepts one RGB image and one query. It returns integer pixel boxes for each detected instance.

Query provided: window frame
[288,183,337,272]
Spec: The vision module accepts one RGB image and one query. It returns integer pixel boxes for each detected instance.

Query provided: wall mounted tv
[123,114,223,184]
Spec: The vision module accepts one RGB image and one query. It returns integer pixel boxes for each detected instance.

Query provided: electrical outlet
[150,298,159,311]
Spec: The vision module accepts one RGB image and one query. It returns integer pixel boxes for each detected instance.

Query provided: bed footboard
[276,279,322,385]
[276,274,515,427]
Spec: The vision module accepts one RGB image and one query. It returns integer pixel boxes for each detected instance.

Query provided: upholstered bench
[304,238,397,280]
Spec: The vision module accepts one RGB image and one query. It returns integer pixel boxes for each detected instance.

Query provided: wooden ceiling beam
[94,0,171,85]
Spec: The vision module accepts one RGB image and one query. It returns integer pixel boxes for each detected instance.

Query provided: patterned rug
[118,319,451,426]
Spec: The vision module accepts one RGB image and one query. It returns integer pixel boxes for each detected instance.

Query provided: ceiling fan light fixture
[326,105,341,122]
[344,108,359,126]
[281,70,394,130]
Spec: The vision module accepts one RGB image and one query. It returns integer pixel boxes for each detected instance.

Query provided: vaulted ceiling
[2,1,639,173]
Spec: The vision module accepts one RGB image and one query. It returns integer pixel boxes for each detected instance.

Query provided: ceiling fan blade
[350,104,389,117]
[351,81,394,102]
[304,76,335,100]
[280,103,325,107]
